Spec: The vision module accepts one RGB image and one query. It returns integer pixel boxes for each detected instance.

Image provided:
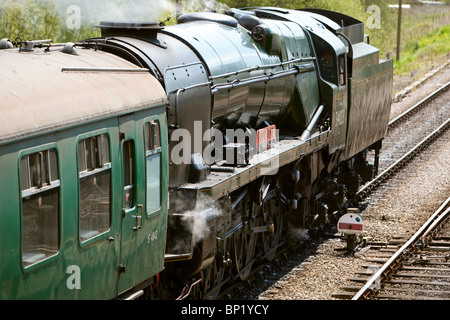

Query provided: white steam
[287,226,310,242]
[54,0,230,25]
[184,200,222,243]
[54,0,176,24]
[1,0,232,42]
[181,0,230,13]
[167,199,222,254]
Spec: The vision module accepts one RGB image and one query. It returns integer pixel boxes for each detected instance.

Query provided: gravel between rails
[257,124,450,301]
[254,65,450,301]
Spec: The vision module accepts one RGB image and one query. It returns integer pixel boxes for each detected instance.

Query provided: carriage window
[78,133,111,241]
[145,120,161,213]
[123,140,135,208]
[20,148,60,267]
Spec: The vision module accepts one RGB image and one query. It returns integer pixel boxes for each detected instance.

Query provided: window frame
[144,118,162,216]
[76,129,112,246]
[122,139,135,209]
[311,34,338,84]
[338,54,346,87]
[18,143,61,271]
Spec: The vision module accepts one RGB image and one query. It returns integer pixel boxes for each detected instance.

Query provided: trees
[1,0,58,41]
[2,0,443,62]
[0,0,175,42]
[0,0,98,42]
[0,0,371,43]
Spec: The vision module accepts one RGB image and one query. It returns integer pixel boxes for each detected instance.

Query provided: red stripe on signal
[338,222,363,231]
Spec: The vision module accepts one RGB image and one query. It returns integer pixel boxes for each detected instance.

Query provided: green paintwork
[343,43,393,159]
[166,13,319,132]
[0,105,168,299]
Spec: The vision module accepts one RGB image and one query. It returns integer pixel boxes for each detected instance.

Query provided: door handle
[137,204,144,229]
[133,204,144,231]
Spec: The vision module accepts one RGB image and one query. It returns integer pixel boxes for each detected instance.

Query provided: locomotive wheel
[261,193,283,261]
[202,257,224,300]
[231,218,257,281]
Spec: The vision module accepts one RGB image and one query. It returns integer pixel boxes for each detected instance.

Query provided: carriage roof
[0,46,166,144]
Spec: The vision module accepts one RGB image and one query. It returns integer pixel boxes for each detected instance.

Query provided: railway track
[357,81,449,202]
[333,197,450,300]
[356,118,450,204]
[213,82,450,300]
[373,81,449,173]
[388,81,449,131]
[328,83,450,300]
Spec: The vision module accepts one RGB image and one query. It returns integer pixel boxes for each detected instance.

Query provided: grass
[394,24,450,76]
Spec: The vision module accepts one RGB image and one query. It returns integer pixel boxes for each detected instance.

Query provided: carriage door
[117,114,148,294]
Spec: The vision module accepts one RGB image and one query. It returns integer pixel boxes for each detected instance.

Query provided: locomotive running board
[177,129,331,202]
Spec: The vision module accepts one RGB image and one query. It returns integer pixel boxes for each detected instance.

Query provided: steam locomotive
[0,7,392,299]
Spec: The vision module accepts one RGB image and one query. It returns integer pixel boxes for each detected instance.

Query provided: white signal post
[337,209,364,253]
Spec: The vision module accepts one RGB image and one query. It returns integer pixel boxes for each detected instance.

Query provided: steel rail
[352,196,450,300]
[216,241,289,300]
[388,81,449,129]
[356,118,450,200]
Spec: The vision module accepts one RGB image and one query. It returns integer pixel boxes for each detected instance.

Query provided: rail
[388,81,449,130]
[356,118,450,201]
[352,196,450,300]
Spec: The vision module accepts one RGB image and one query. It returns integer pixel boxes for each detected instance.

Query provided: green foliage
[0,0,58,41]
[0,0,177,42]
[394,24,450,75]
[0,0,97,42]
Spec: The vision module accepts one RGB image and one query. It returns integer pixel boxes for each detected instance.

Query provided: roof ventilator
[17,39,52,52]
[61,42,78,55]
[0,38,13,49]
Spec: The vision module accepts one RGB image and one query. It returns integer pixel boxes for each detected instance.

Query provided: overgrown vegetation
[394,24,450,76]
[0,0,99,41]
